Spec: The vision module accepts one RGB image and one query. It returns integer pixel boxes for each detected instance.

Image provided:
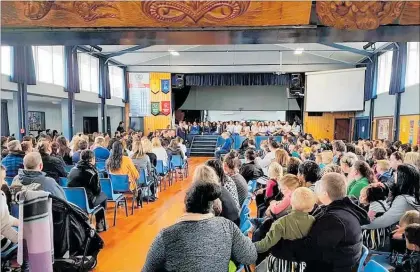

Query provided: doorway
[334,118,351,141]
[83,117,98,134]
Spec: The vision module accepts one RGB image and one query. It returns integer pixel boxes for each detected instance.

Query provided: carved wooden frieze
[316,1,406,30]
[1,1,312,27]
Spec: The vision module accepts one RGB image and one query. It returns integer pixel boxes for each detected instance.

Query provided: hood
[327,197,370,226]
[402,195,420,209]
[17,169,46,185]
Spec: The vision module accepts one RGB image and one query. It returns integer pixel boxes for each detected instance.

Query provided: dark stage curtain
[64,46,80,93]
[1,101,10,136]
[173,86,191,110]
[185,73,290,86]
[10,45,36,85]
[122,66,129,103]
[359,54,378,101]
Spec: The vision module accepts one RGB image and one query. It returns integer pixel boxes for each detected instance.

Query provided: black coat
[270,197,370,272]
[239,161,264,182]
[146,152,157,167]
[67,161,101,207]
[220,186,240,226]
[41,153,67,183]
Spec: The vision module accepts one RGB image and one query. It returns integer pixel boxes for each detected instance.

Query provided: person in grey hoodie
[10,152,66,200]
[363,164,420,230]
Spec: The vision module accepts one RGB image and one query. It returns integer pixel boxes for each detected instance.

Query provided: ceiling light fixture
[294,48,304,55]
[168,49,180,56]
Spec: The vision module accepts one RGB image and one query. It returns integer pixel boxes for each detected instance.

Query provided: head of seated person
[287,157,302,175]
[185,179,222,215]
[340,152,358,175]
[244,149,257,163]
[314,172,347,205]
[321,164,342,177]
[94,136,106,148]
[399,211,420,234]
[405,223,420,252]
[298,161,320,190]
[391,163,420,202]
[291,187,317,213]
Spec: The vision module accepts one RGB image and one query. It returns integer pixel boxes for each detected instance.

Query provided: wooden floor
[94,157,209,272]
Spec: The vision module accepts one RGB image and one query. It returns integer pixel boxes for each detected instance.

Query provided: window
[1,46,11,75]
[109,65,124,98]
[406,42,419,87]
[376,51,393,95]
[32,46,64,86]
[78,52,99,93]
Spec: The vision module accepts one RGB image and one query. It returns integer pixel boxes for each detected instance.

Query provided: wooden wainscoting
[304,112,355,141]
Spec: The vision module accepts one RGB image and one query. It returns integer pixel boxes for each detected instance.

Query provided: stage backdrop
[144,73,172,135]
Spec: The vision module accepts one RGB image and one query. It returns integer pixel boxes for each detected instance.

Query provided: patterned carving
[141,1,251,23]
[23,1,119,21]
[316,1,405,30]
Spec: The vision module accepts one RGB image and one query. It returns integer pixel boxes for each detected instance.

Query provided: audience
[223,151,248,207]
[240,149,264,182]
[67,150,107,232]
[1,140,24,177]
[37,140,67,183]
[56,135,72,165]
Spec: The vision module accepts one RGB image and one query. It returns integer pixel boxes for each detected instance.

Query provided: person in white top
[257,122,267,136]
[226,121,235,134]
[267,121,276,134]
[177,137,188,160]
[282,121,292,134]
[1,191,18,244]
[255,139,280,173]
[233,121,242,135]
[291,121,301,136]
[251,122,259,135]
[151,137,169,166]
[241,123,251,136]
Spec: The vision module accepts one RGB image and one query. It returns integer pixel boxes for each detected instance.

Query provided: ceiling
[96,42,390,73]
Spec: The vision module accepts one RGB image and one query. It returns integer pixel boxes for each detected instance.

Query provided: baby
[254,187,317,253]
[359,185,390,221]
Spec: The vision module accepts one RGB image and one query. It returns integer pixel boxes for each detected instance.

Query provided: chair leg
[159,177,162,192]
[131,194,135,215]
[124,198,128,217]
[113,203,117,227]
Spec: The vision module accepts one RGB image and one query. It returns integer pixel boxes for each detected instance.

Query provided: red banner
[161,101,171,116]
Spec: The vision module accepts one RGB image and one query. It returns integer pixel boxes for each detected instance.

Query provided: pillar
[61,92,75,140]
[16,83,28,140]
[98,98,107,134]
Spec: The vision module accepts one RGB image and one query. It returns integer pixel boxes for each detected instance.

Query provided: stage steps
[189,135,219,157]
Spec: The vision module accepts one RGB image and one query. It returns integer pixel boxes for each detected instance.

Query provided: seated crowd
[0,128,188,261]
[142,134,420,272]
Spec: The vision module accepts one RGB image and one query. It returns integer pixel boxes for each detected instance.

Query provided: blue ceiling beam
[318,42,373,57]
[104,44,152,59]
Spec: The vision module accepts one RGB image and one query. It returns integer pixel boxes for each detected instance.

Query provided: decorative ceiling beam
[318,42,373,57]
[104,44,153,59]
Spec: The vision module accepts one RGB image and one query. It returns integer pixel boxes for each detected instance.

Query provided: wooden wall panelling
[1,1,311,28]
[144,73,171,136]
[316,1,419,30]
[304,112,355,141]
[399,114,420,146]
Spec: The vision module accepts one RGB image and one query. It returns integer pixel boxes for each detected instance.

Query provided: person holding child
[270,173,370,272]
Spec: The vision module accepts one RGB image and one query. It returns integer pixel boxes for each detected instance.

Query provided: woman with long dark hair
[106,141,139,194]
[363,164,420,229]
[56,135,72,165]
[206,159,239,208]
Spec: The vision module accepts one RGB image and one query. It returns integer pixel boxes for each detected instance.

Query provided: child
[400,224,420,272]
[266,174,302,218]
[255,162,282,216]
[359,185,390,221]
[254,187,316,253]
[393,211,420,240]
[376,160,392,183]
[320,150,334,169]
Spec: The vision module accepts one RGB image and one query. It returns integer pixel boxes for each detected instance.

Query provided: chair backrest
[357,245,369,272]
[95,161,106,172]
[109,174,130,193]
[99,178,113,200]
[363,260,388,272]
[59,177,69,187]
[156,160,165,174]
[138,169,148,185]
[5,177,14,186]
[171,155,183,167]
[64,165,74,173]
[63,187,89,211]
[240,219,252,235]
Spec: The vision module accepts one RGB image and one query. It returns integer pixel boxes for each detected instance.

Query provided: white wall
[374,92,396,117]
[108,106,123,132]
[355,100,371,117]
[401,84,420,115]
[208,110,286,122]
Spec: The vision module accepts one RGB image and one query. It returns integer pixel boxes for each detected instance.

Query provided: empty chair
[109,174,141,214]
[59,177,68,187]
[357,246,369,272]
[156,160,171,189]
[100,178,128,226]
[63,187,106,229]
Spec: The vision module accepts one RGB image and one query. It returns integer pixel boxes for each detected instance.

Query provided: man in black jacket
[67,150,108,232]
[270,173,369,272]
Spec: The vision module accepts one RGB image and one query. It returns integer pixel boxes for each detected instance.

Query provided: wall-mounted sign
[161,101,171,116]
[128,73,150,117]
[151,102,160,116]
[161,79,170,94]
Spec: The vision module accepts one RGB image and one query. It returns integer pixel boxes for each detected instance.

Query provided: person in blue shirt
[72,139,88,164]
[215,132,233,159]
[1,140,24,177]
[190,122,200,135]
[92,136,110,162]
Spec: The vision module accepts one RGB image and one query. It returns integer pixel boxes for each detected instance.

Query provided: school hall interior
[1,1,420,272]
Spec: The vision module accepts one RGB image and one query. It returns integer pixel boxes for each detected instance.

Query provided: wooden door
[334,118,351,141]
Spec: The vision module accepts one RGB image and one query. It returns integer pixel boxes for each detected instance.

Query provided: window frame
[376,50,393,95]
[406,42,420,87]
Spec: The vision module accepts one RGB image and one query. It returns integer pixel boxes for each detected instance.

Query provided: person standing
[117,121,125,134]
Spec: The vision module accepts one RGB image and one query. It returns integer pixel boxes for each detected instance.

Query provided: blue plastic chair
[239,205,250,229]
[63,187,106,227]
[248,180,257,193]
[64,165,74,173]
[363,260,388,272]
[137,169,154,204]
[240,219,253,235]
[156,160,171,189]
[170,155,186,181]
[5,177,14,186]
[95,161,106,173]
[100,178,128,226]
[59,177,68,187]
[109,174,140,214]
[357,245,369,272]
